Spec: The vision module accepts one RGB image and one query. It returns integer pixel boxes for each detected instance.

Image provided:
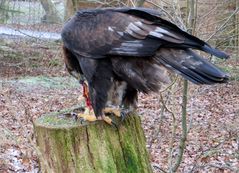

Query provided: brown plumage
[61,7,229,119]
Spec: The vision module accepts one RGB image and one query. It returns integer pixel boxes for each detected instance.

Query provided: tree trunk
[63,0,128,21]
[40,0,61,23]
[235,0,239,62]
[0,0,8,23]
[34,108,153,173]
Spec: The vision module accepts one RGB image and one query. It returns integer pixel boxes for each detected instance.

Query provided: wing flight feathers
[156,48,229,84]
[61,8,229,59]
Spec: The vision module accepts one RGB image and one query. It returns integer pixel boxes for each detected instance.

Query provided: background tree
[0,0,238,172]
[40,0,61,23]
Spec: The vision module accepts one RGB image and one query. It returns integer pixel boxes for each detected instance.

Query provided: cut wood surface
[34,108,153,173]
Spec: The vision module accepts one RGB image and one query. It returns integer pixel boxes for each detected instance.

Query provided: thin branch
[127,0,136,7]
[148,90,173,150]
[221,21,239,31]
[172,0,196,171]
[198,4,218,20]
[145,0,177,23]
[206,7,239,42]
[136,0,145,7]
[216,34,239,48]
[171,0,187,30]
[159,76,178,93]
[172,79,188,172]
[148,78,178,153]
[167,94,177,173]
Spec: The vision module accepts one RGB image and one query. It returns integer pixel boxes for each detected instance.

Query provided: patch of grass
[48,59,60,67]
[219,65,239,81]
[16,76,79,89]
[0,44,24,61]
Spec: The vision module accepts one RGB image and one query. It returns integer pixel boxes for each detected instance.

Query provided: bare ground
[0,41,238,173]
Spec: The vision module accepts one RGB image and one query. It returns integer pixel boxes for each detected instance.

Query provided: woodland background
[0,0,238,172]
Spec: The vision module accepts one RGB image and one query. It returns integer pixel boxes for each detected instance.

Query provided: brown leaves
[1,38,238,172]
[0,77,81,172]
[139,82,239,172]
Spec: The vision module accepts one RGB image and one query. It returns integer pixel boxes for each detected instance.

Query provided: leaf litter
[0,44,238,172]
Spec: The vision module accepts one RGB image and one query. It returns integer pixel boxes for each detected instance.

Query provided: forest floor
[0,39,239,173]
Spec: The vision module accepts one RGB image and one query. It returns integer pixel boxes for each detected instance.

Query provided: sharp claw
[120,109,131,122]
[120,111,126,122]
[71,112,78,121]
[107,118,118,128]
[79,117,85,124]
[111,120,118,128]
[102,116,118,128]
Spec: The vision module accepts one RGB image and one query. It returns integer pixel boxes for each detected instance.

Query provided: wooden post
[34,108,153,173]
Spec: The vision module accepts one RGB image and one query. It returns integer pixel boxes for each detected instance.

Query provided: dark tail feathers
[201,44,230,59]
[155,48,229,84]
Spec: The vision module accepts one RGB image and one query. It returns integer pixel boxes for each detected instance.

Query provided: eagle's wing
[61,8,229,59]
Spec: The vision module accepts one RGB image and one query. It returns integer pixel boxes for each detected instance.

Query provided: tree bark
[34,108,153,173]
[63,0,128,21]
[0,0,7,23]
[40,0,61,23]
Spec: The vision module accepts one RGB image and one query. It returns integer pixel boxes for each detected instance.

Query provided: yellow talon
[104,107,121,117]
[102,116,113,125]
[78,107,96,122]
[76,107,117,127]
[78,113,97,122]
[102,116,117,127]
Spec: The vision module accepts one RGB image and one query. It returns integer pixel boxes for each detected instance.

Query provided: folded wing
[61,8,229,60]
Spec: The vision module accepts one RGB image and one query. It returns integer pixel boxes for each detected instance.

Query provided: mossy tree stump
[34,108,153,173]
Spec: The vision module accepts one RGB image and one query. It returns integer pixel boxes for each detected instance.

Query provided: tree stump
[34,108,153,173]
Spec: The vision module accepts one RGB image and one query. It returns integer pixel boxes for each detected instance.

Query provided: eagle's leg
[76,82,98,122]
[81,82,119,118]
[89,76,118,126]
[78,82,134,124]
[77,107,97,123]
[81,82,92,113]
[102,86,137,121]
[77,80,117,126]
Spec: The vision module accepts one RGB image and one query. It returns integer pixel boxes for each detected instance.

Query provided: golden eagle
[61,8,229,125]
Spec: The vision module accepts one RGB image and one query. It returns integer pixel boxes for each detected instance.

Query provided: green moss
[219,65,239,81]
[35,112,153,173]
[105,127,127,173]
[48,129,77,172]
[34,106,88,129]
[48,59,60,67]
[118,117,140,173]
[0,43,21,58]
[36,114,79,128]
[17,76,79,89]
[87,124,117,173]
[118,114,153,173]
[124,145,139,173]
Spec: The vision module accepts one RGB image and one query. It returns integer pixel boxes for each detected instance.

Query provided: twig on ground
[152,163,167,173]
